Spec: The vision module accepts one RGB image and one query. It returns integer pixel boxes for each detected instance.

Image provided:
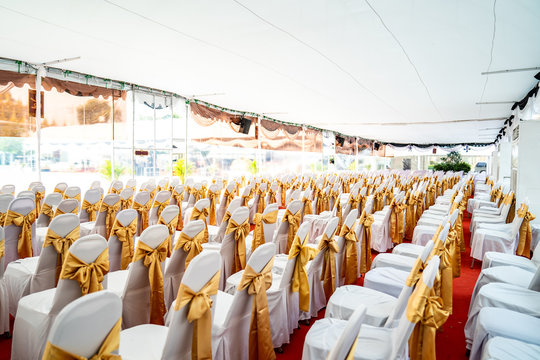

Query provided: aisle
[277,215,480,359]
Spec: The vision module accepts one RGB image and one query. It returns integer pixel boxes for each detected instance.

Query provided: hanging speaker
[373,142,381,151]
[238,117,252,134]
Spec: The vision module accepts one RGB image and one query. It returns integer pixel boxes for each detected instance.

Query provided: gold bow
[190,207,209,243]
[41,203,55,219]
[0,239,5,260]
[405,192,416,241]
[405,258,426,288]
[54,187,65,195]
[390,200,406,244]
[267,188,277,205]
[241,187,254,207]
[282,209,301,254]
[34,190,44,215]
[358,210,374,275]
[42,318,122,360]
[60,249,109,295]
[340,223,358,285]
[65,193,81,202]
[100,201,121,238]
[133,239,168,325]
[206,190,218,226]
[132,200,151,233]
[318,233,339,300]
[110,218,137,270]
[288,233,316,312]
[43,226,81,284]
[4,209,36,258]
[516,204,536,259]
[153,198,170,220]
[175,229,205,268]
[226,218,250,274]
[174,271,220,360]
[237,261,276,360]
[81,200,100,222]
[251,210,278,251]
[302,196,313,217]
[54,205,78,218]
[316,190,329,215]
[333,196,343,233]
[172,190,184,231]
[222,189,235,210]
[158,214,179,257]
[120,196,133,210]
[256,188,268,214]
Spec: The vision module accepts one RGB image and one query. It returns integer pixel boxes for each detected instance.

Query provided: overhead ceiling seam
[364,0,444,121]
[478,0,498,117]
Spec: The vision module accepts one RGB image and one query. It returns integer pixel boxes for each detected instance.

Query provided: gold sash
[256,188,267,214]
[158,214,179,257]
[302,196,313,217]
[109,187,121,195]
[405,258,426,288]
[175,229,205,268]
[175,271,220,360]
[505,194,516,224]
[333,195,343,233]
[390,200,406,244]
[251,210,278,251]
[190,207,209,243]
[54,187,65,195]
[60,249,109,295]
[516,205,536,259]
[153,198,170,219]
[267,188,277,205]
[407,277,449,360]
[133,239,168,325]
[110,218,137,270]
[316,191,329,215]
[65,193,81,202]
[4,209,36,258]
[237,261,276,360]
[120,195,133,210]
[43,226,81,284]
[241,187,254,207]
[54,205,78,218]
[222,188,235,211]
[280,182,289,205]
[358,211,374,275]
[405,192,416,241]
[34,190,44,215]
[288,233,316,312]
[206,190,218,226]
[41,203,55,219]
[318,233,339,300]
[282,209,301,254]
[340,223,359,285]
[172,190,184,231]
[132,200,151,233]
[100,201,121,238]
[42,318,122,360]
[415,194,425,222]
[81,200,100,222]
[226,218,250,274]
[0,239,4,260]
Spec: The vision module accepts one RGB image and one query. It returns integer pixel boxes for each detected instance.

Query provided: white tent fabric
[1,0,540,144]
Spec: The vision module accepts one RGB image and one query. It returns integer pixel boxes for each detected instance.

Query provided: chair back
[64,186,81,201]
[125,179,136,190]
[326,305,368,360]
[90,180,101,189]
[261,203,279,246]
[28,181,42,190]
[56,199,79,216]
[54,182,68,194]
[149,190,172,224]
[17,190,35,200]
[50,234,108,315]
[133,191,151,235]
[30,214,80,293]
[47,291,122,359]
[79,189,101,223]
[108,209,138,272]
[527,264,540,291]
[171,185,185,205]
[169,177,180,189]
[218,206,249,289]
[109,180,123,194]
[0,194,14,215]
[158,178,169,190]
[119,188,134,208]
[37,193,62,227]
[215,198,242,243]
[0,227,4,278]
[277,222,310,289]
[162,251,221,359]
[4,197,35,266]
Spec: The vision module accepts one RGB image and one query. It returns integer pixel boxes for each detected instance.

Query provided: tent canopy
[1,0,539,144]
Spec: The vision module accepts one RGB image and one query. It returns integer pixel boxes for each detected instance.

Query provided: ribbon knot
[226,218,250,274]
[251,210,278,251]
[318,233,339,300]
[60,249,109,295]
[175,230,205,268]
[340,223,358,285]
[4,209,36,258]
[288,233,316,312]
[283,209,301,253]
[110,218,137,270]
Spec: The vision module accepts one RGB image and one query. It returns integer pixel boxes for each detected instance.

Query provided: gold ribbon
[318,233,339,300]
[505,194,516,223]
[4,209,36,258]
[267,188,277,204]
[175,229,205,268]
[60,249,109,295]
[34,190,44,215]
[100,201,121,238]
[415,194,425,222]
[190,207,209,243]
[358,210,374,275]
[110,217,137,270]
[54,187,65,195]
[256,188,267,214]
[43,226,81,284]
[42,318,122,360]
[302,196,313,217]
[516,205,536,259]
[316,190,329,215]
[288,233,316,312]
[158,213,179,257]
[237,261,276,360]
[65,193,81,202]
[241,187,254,207]
[390,200,406,244]
[405,192,416,241]
[132,200,151,233]
[226,218,250,274]
[133,239,168,325]
[81,200,100,222]
[0,239,4,260]
[41,203,55,219]
[341,223,359,285]
[252,210,278,251]
[407,278,449,360]
[222,188,235,211]
[54,205,78,218]
[109,187,121,195]
[172,190,184,231]
[153,198,170,219]
[405,258,426,288]
[174,271,220,360]
[282,209,301,254]
[120,195,133,210]
[333,194,343,233]
[206,190,218,226]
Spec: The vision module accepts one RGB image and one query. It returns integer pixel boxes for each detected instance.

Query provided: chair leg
[470,258,475,269]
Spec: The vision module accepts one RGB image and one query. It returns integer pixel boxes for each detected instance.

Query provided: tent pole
[35,66,45,182]
[185,101,189,182]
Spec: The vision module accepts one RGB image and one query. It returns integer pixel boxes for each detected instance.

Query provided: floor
[0,216,480,360]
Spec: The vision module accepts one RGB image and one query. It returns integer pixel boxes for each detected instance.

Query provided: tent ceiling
[1,0,539,144]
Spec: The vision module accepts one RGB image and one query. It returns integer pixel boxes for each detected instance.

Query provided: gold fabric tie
[340,223,359,285]
[302,197,313,217]
[172,190,184,231]
[516,205,536,259]
[158,214,179,257]
[120,196,133,210]
[333,195,343,234]
[288,233,316,312]
[100,201,121,239]
[405,192,416,241]
[60,249,109,295]
[318,233,339,300]
[0,239,5,261]
[358,211,374,275]
[206,190,218,225]
[132,200,151,233]
[54,205,78,218]
[65,193,81,202]
[54,187,65,195]
[110,218,137,270]
[42,318,122,360]
[282,209,301,254]
[237,261,276,360]
[41,203,55,219]
[226,218,250,274]
[43,226,81,284]
[267,189,277,205]
[4,209,36,258]
[190,207,209,243]
[256,188,267,214]
[34,190,44,215]
[251,210,278,251]
[133,239,168,325]
[153,198,170,219]
[81,200,100,222]
[174,271,220,360]
[405,258,426,288]
[390,200,406,244]
[175,229,205,268]
[222,189,235,211]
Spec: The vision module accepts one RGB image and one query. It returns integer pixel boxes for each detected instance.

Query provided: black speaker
[373,142,380,151]
[238,117,252,134]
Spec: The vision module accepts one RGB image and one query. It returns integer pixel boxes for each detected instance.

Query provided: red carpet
[0,217,480,360]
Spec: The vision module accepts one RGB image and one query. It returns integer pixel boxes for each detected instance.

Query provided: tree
[99,160,126,180]
[247,159,258,175]
[433,151,471,172]
[77,98,111,125]
[173,158,194,183]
